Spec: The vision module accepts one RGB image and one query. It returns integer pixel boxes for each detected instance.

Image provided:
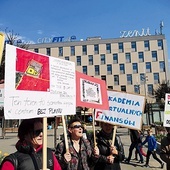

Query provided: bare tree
[0,28,29,80]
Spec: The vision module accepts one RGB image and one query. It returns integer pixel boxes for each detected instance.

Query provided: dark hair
[166,127,170,132]
[18,118,42,141]
[68,118,82,128]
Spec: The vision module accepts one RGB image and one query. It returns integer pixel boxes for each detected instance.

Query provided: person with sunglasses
[0,118,61,170]
[55,118,99,170]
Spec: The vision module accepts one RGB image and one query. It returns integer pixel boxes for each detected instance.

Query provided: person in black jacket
[0,118,61,170]
[125,129,144,164]
[93,122,125,170]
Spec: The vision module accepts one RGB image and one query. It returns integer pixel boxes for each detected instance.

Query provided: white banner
[4,44,76,119]
[163,93,170,127]
[95,91,145,130]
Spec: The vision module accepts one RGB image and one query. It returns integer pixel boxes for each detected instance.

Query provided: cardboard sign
[95,90,145,130]
[4,44,76,119]
[76,71,109,110]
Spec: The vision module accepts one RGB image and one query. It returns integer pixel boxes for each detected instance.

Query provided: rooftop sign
[120,28,151,38]
[37,35,76,43]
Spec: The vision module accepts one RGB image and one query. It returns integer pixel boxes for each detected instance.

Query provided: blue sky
[0,0,170,59]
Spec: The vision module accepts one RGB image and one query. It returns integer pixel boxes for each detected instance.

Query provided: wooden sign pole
[62,115,69,153]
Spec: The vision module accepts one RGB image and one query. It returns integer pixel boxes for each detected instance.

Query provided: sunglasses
[34,129,43,137]
[70,125,83,129]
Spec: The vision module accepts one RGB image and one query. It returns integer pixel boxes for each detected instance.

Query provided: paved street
[0,127,166,170]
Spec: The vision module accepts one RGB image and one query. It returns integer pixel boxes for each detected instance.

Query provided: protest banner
[0,32,5,64]
[163,93,170,127]
[4,44,76,119]
[76,71,109,110]
[95,90,145,130]
[4,44,76,170]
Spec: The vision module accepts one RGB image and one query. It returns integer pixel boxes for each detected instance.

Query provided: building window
[113,53,118,64]
[108,86,113,89]
[59,47,63,56]
[77,56,81,66]
[65,56,69,60]
[131,41,137,52]
[121,85,126,92]
[118,42,124,53]
[88,55,93,65]
[134,85,140,94]
[158,40,163,50]
[107,64,112,75]
[146,62,152,73]
[94,44,99,54]
[159,61,165,72]
[144,40,150,51]
[106,43,111,53]
[152,51,157,61]
[82,45,87,55]
[82,66,87,74]
[120,64,125,74]
[132,63,138,73]
[46,48,51,56]
[147,84,153,95]
[70,46,75,56]
[101,75,106,81]
[127,74,132,85]
[125,53,131,63]
[114,75,119,85]
[101,54,105,64]
[154,73,160,84]
[95,65,100,75]
[34,48,39,53]
[138,52,144,62]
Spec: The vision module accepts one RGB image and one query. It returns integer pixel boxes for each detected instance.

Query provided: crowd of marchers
[0,117,170,170]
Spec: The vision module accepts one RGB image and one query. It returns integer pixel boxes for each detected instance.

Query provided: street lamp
[141,74,150,125]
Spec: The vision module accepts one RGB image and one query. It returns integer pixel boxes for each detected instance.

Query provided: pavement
[0,127,166,170]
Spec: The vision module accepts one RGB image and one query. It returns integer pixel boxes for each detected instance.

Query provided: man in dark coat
[125,129,144,163]
[160,127,170,170]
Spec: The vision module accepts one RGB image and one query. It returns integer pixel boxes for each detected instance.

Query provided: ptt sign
[37,35,76,43]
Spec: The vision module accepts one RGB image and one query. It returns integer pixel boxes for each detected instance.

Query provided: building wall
[28,34,168,103]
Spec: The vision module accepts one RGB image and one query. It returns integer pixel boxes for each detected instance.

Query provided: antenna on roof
[160,21,164,35]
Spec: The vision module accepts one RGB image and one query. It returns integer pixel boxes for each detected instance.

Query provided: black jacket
[94,130,125,170]
[0,140,54,170]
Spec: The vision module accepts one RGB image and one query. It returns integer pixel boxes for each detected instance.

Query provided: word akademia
[120,28,151,38]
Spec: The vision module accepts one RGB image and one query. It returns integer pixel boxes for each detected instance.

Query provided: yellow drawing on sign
[25,59,42,77]
[26,67,38,76]
[0,32,5,64]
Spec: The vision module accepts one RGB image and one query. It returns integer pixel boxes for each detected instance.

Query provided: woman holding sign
[0,118,61,170]
[93,122,125,170]
[55,118,99,170]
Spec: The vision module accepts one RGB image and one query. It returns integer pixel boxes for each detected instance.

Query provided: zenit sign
[37,35,76,43]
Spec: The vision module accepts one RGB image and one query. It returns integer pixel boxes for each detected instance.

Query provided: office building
[28,34,169,103]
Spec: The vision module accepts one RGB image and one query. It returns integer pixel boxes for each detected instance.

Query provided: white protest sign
[4,44,76,119]
[163,93,170,127]
[95,91,145,130]
[0,84,4,108]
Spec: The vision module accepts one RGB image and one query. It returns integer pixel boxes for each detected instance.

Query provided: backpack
[0,149,54,170]
[0,153,18,170]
